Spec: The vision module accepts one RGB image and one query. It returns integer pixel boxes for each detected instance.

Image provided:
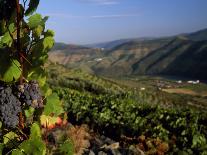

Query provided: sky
[36,0,207,45]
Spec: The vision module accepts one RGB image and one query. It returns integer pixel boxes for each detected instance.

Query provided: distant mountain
[86,37,155,49]
[183,28,207,41]
[52,42,68,51]
[49,28,207,79]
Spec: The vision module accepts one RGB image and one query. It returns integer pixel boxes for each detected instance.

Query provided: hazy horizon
[37,0,207,44]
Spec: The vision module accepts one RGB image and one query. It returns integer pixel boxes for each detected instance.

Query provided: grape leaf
[25,0,40,16]
[30,122,41,138]
[40,115,57,127]
[27,67,47,87]
[0,59,21,82]
[0,32,13,47]
[43,93,64,117]
[41,84,52,97]
[12,123,46,155]
[3,132,18,144]
[33,25,43,38]
[43,36,54,50]
[28,13,42,29]
[44,29,55,37]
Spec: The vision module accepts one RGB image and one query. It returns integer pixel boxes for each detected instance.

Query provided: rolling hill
[49,28,207,79]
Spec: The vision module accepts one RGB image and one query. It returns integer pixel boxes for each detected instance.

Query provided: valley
[46,62,207,154]
[46,28,207,154]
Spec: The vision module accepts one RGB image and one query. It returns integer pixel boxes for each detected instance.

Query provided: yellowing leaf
[3,132,18,144]
[40,115,57,127]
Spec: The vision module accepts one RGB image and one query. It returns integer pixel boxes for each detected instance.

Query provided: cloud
[77,0,120,5]
[47,13,140,19]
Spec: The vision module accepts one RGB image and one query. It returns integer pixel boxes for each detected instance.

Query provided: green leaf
[0,143,3,155]
[25,107,35,118]
[25,0,40,16]
[3,132,18,144]
[12,137,46,155]
[33,25,43,38]
[12,123,46,155]
[192,134,207,148]
[27,67,47,87]
[0,20,6,35]
[44,29,55,37]
[41,84,52,97]
[43,93,64,117]
[0,59,21,82]
[28,13,42,29]
[42,16,49,23]
[43,36,54,50]
[0,32,13,47]
[30,122,41,138]
[59,139,74,155]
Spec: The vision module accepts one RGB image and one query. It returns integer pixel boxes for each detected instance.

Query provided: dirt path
[162,88,207,97]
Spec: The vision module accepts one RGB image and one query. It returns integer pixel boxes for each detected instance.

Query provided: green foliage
[12,123,46,155]
[0,143,3,155]
[52,83,207,154]
[192,134,207,149]
[28,14,44,29]
[25,107,35,118]
[44,29,55,37]
[28,67,47,87]
[3,132,18,145]
[0,59,21,82]
[43,93,64,117]
[40,115,57,127]
[59,139,74,155]
[0,1,66,154]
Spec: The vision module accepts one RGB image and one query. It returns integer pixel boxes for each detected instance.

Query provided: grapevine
[0,0,68,154]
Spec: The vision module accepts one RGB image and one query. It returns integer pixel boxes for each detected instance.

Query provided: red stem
[15,0,24,85]
[16,0,24,129]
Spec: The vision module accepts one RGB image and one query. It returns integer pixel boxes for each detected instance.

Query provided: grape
[16,81,43,108]
[0,86,21,128]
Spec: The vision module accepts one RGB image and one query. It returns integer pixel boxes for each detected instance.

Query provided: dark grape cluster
[0,81,43,129]
[16,81,43,108]
[0,86,21,128]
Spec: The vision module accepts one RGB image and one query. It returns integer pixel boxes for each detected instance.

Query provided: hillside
[182,28,207,41]
[132,38,207,79]
[49,44,102,65]
[45,63,207,154]
[49,28,207,79]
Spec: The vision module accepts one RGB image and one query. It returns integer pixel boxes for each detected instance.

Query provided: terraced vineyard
[47,63,207,154]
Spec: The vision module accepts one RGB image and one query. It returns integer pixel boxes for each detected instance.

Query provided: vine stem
[15,0,24,129]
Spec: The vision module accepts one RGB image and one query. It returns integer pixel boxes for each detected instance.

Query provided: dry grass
[67,124,91,155]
